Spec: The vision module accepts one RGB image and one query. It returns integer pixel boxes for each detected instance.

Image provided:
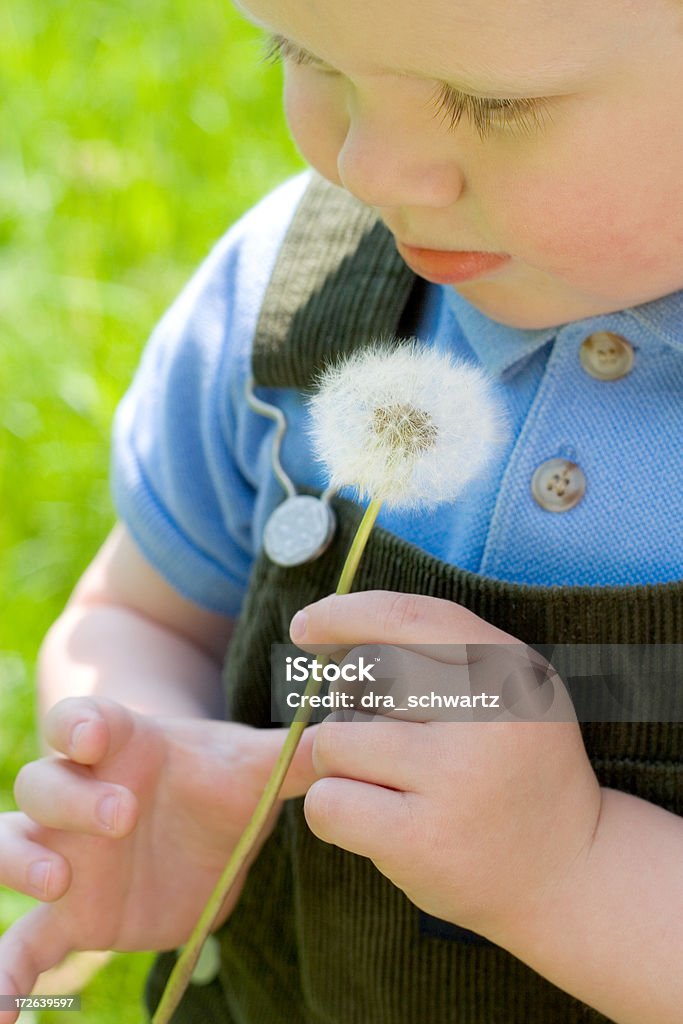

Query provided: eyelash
[262,34,317,68]
[431,83,551,139]
[262,34,552,140]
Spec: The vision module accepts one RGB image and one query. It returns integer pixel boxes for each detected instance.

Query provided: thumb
[0,905,72,1024]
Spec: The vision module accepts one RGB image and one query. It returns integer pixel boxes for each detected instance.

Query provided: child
[1,0,682,1020]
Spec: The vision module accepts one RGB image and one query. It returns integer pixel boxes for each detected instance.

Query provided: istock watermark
[285,655,378,684]
[270,643,683,725]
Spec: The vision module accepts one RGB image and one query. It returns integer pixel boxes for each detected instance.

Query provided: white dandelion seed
[308,339,507,509]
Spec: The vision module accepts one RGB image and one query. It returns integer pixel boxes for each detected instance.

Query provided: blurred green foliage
[0,0,303,1016]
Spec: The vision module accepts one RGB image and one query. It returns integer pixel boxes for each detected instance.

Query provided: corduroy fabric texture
[250,175,423,391]
[145,174,682,1023]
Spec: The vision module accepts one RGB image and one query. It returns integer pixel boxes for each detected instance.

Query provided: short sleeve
[111,173,311,616]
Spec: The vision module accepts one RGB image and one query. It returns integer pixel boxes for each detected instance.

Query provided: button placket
[478,313,681,583]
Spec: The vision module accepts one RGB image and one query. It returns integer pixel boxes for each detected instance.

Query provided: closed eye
[263,32,553,140]
[431,82,553,140]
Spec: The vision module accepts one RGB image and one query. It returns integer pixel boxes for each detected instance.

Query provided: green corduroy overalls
[146,174,682,1024]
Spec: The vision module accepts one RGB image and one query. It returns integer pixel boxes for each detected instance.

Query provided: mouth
[395,242,511,284]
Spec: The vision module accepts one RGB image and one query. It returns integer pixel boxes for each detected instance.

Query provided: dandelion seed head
[371,403,438,457]
[307,339,507,509]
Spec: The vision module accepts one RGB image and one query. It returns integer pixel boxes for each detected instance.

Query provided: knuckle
[397,790,420,842]
[382,592,422,639]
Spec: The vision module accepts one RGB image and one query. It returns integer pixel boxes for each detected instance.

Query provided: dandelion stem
[336,498,382,595]
[151,666,322,1022]
[152,497,383,1023]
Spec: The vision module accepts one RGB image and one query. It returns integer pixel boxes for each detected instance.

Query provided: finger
[0,813,71,901]
[348,643,576,723]
[14,759,138,838]
[473,648,577,723]
[254,723,320,800]
[304,776,413,862]
[331,645,480,722]
[42,696,138,766]
[0,906,72,1024]
[290,591,517,650]
[312,716,427,791]
[297,623,573,725]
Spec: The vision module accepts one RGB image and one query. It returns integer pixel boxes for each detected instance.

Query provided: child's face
[237,0,683,329]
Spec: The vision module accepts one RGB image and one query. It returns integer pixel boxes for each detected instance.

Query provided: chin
[451,280,612,331]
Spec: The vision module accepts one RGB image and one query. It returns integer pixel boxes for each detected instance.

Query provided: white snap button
[263,495,336,566]
[531,458,586,512]
[579,332,634,381]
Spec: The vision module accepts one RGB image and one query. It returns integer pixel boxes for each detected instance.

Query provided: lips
[396,242,510,284]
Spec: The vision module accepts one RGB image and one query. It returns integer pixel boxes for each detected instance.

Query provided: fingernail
[96,793,119,831]
[27,860,51,896]
[70,721,89,754]
[290,610,308,642]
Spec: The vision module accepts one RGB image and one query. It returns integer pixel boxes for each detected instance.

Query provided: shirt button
[579,331,634,380]
[531,458,586,512]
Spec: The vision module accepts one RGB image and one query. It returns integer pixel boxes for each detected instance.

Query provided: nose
[336,106,464,209]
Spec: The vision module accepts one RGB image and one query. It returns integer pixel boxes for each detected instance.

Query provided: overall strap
[251,173,425,388]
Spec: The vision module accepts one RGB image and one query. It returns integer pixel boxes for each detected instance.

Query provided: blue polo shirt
[112,172,683,616]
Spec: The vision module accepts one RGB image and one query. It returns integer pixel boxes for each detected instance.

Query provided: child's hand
[292,591,602,944]
[0,696,317,1022]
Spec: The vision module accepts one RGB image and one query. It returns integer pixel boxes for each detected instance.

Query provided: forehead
[236,0,656,89]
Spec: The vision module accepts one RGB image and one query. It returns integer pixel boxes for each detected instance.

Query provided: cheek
[488,113,683,288]
[497,172,638,271]
[283,75,348,186]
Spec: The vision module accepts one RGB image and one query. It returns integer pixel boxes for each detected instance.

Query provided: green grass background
[0,0,304,1019]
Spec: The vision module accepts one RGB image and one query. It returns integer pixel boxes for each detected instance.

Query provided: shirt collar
[622,287,683,353]
[443,285,683,378]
